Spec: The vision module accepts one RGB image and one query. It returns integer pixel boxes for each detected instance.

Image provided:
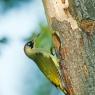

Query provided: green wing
[29,48,60,84]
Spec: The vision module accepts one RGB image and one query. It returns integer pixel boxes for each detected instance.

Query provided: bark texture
[42,0,95,95]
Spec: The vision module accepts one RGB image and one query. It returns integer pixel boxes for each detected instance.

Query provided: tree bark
[42,0,95,95]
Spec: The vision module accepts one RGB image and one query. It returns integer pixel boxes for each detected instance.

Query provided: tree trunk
[42,0,95,95]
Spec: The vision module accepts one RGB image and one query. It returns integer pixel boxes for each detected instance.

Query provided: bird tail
[59,86,68,95]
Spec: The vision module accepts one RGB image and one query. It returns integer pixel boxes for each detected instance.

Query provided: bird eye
[27,41,34,48]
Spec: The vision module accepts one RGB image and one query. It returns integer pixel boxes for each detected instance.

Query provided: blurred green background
[0,0,64,95]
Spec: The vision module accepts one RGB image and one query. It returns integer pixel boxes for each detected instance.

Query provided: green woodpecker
[24,41,67,94]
